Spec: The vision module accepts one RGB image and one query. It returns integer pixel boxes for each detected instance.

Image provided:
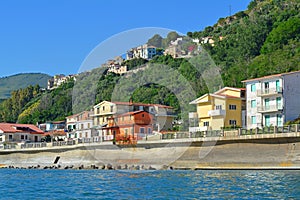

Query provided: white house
[242,71,300,129]
[126,44,157,60]
[0,123,44,143]
[66,111,96,140]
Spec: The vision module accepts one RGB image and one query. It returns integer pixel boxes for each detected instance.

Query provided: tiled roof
[0,123,44,134]
[117,110,145,117]
[211,94,241,99]
[242,70,300,83]
[112,102,173,108]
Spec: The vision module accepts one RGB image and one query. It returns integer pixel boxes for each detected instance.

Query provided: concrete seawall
[0,135,300,169]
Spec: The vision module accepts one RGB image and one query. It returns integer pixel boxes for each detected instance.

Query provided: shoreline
[0,135,299,170]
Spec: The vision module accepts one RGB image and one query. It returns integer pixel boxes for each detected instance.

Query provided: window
[265,115,270,127]
[102,106,105,111]
[215,105,222,110]
[251,116,256,124]
[97,108,100,114]
[251,84,256,92]
[276,97,282,109]
[125,129,128,137]
[81,124,84,129]
[148,128,151,134]
[110,105,114,112]
[264,82,269,89]
[9,135,12,141]
[142,114,145,117]
[79,133,82,138]
[251,100,256,108]
[85,132,88,138]
[149,107,154,113]
[264,98,270,110]
[229,105,236,110]
[25,135,28,140]
[88,123,90,129]
[21,135,25,140]
[203,121,209,126]
[277,114,283,126]
[276,80,281,92]
[140,127,145,133]
[229,120,237,125]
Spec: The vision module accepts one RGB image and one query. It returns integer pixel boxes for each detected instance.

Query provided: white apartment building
[242,71,300,129]
[126,44,156,60]
[66,111,95,140]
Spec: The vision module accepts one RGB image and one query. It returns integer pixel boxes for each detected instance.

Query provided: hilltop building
[189,87,246,131]
[102,57,127,75]
[126,44,157,60]
[47,74,77,90]
[242,71,300,129]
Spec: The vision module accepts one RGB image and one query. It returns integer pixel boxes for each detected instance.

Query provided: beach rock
[134,165,140,170]
[107,164,113,170]
[148,166,156,170]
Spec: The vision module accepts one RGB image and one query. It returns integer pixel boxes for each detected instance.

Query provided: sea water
[0,169,299,199]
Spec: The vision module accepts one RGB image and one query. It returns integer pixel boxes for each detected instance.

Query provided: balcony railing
[208,109,225,117]
[189,126,209,132]
[256,87,282,96]
[189,112,198,119]
[257,105,283,113]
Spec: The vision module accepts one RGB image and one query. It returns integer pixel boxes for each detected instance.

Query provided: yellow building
[93,101,176,131]
[189,87,246,131]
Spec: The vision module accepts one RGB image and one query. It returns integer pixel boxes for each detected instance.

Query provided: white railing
[189,126,209,132]
[257,87,282,96]
[257,105,283,112]
[189,112,198,119]
[208,109,225,117]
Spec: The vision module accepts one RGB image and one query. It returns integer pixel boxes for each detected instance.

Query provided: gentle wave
[0,170,299,199]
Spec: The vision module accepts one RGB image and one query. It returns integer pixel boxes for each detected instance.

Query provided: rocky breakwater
[0,133,300,170]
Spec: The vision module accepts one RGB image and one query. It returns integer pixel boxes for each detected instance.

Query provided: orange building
[104,111,153,144]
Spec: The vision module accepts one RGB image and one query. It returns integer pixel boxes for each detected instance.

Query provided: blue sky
[0,0,251,77]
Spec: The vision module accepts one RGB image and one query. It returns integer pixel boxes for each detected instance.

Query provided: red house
[104,111,153,144]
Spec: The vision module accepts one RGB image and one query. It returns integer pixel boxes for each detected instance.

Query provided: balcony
[189,126,209,132]
[189,112,198,119]
[208,109,225,117]
[257,105,283,113]
[256,87,282,96]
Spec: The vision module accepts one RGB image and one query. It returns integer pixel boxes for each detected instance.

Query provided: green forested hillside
[0,0,299,125]
[188,0,300,87]
[0,73,51,99]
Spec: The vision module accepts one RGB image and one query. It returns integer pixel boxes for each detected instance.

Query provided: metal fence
[21,142,47,149]
[240,124,299,135]
[162,130,223,140]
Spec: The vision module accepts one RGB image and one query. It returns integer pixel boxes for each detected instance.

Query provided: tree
[147,34,163,48]
[162,31,181,48]
[261,17,300,54]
